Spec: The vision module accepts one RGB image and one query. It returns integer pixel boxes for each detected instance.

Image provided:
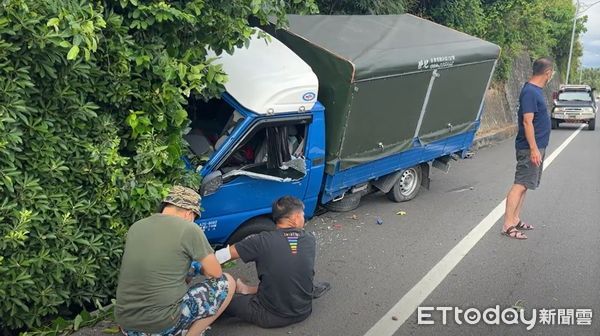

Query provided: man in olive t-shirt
[115,186,235,336]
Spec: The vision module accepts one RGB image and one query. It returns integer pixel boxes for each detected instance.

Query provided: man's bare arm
[523,113,542,166]
[229,245,240,260]
[199,254,223,278]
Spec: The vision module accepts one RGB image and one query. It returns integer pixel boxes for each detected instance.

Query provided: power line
[579,0,600,14]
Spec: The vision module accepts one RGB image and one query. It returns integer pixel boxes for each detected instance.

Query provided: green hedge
[0,0,316,331]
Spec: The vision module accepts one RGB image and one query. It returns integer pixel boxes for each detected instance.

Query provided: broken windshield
[184,96,245,167]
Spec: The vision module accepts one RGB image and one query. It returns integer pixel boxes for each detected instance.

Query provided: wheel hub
[399,168,418,196]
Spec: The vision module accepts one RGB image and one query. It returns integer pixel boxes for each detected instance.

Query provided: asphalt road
[210,124,600,336]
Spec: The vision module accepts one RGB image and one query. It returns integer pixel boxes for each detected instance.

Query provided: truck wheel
[588,118,595,131]
[227,216,275,245]
[551,118,559,129]
[323,192,361,212]
[387,166,422,202]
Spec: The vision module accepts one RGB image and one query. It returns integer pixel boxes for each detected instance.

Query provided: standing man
[502,58,554,239]
[216,196,328,328]
[115,186,235,336]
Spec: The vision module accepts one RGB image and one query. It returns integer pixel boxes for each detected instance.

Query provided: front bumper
[552,113,595,121]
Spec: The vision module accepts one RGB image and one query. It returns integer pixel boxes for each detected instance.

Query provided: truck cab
[552,85,597,130]
[184,31,325,245]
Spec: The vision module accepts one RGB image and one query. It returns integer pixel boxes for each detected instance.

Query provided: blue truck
[185,15,500,245]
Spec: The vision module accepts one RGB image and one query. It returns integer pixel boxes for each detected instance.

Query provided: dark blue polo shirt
[515,82,551,150]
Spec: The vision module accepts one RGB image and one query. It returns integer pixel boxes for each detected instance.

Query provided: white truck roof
[207,29,319,115]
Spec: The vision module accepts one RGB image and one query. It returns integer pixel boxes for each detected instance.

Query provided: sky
[580,0,600,68]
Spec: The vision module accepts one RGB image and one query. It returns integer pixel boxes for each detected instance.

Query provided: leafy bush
[0,0,316,331]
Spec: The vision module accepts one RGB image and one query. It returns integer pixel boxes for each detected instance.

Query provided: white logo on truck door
[198,220,217,232]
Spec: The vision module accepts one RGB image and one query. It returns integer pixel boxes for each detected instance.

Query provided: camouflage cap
[163,185,201,217]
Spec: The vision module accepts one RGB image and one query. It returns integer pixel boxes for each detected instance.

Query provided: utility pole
[566,0,579,84]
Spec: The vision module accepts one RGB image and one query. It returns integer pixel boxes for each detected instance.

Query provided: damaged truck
[185,15,501,244]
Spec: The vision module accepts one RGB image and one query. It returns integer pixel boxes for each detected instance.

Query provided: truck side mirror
[552,92,558,100]
[200,171,223,197]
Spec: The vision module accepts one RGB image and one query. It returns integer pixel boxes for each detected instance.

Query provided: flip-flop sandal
[515,220,534,230]
[312,281,331,299]
[501,226,527,240]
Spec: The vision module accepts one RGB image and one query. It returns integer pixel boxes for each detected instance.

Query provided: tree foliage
[580,68,600,90]
[0,0,316,331]
[315,0,409,14]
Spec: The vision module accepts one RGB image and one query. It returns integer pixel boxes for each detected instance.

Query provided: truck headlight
[582,107,594,114]
[553,107,567,113]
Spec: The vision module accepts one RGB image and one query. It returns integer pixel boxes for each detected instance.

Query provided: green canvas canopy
[269,15,501,173]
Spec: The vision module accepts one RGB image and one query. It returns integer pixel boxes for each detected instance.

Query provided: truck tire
[551,118,559,129]
[323,192,361,212]
[588,118,595,131]
[227,216,275,245]
[387,166,422,202]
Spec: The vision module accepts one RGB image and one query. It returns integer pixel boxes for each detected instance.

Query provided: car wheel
[588,118,595,131]
[323,192,362,212]
[386,166,422,202]
[227,216,275,245]
[551,118,559,129]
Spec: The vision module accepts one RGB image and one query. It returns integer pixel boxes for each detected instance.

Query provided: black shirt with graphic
[235,228,316,317]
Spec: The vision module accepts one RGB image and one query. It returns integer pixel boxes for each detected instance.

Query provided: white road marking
[364,125,585,336]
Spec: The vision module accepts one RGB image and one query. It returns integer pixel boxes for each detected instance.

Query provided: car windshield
[558,91,592,101]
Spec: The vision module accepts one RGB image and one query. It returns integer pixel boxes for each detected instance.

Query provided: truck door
[197,115,313,243]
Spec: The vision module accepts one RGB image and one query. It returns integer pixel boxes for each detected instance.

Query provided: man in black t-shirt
[218,196,319,328]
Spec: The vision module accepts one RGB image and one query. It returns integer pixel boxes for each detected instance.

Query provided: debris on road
[396,210,407,216]
[102,327,120,334]
[512,299,526,312]
[376,217,384,225]
[333,224,343,229]
[392,316,399,321]
[449,185,475,193]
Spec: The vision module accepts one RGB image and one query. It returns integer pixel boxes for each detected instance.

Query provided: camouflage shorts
[122,275,229,336]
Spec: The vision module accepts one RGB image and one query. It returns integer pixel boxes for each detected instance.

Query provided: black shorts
[514,148,546,190]
[224,294,310,329]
